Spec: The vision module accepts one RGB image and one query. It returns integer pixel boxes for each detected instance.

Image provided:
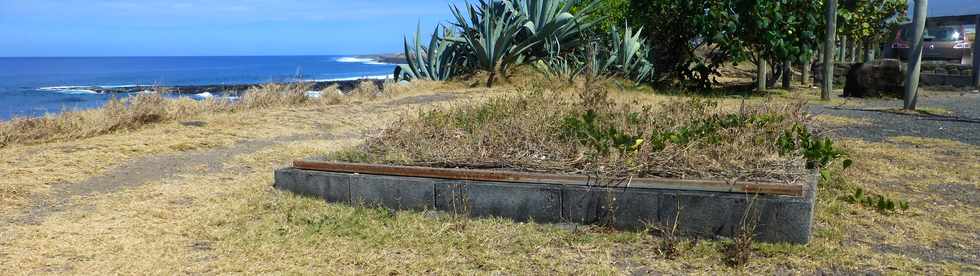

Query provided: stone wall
[274,168,819,244]
[811,60,976,88]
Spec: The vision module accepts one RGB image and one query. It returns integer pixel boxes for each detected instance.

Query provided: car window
[924,26,963,41]
[902,25,968,42]
[966,24,976,42]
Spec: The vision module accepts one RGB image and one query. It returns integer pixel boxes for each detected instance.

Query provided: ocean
[0,56,396,120]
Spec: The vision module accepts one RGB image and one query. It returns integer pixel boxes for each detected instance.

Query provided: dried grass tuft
[332,84,811,183]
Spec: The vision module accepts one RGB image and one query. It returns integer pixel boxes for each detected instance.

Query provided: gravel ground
[807,90,980,145]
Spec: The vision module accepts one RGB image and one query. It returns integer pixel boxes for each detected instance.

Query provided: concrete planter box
[274,161,818,244]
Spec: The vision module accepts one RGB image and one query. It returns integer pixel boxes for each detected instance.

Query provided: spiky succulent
[538,40,584,83]
[513,0,598,58]
[395,23,464,81]
[607,25,654,83]
[449,0,537,87]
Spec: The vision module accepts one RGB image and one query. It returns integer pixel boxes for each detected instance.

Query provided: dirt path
[6,132,360,227]
[0,89,472,229]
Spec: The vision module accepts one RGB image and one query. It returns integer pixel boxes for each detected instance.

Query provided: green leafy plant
[842,187,910,214]
[648,107,785,151]
[396,23,464,81]
[573,0,628,33]
[629,0,734,88]
[778,124,851,170]
[561,110,643,156]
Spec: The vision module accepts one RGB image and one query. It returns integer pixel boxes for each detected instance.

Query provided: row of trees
[395,0,908,90]
[623,0,906,89]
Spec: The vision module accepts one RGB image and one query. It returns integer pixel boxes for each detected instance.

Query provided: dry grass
[0,80,473,213]
[330,83,811,183]
[1,117,975,274]
[0,80,464,149]
[0,76,976,274]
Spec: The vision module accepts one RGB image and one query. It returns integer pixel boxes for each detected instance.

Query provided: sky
[0,0,464,57]
[0,0,972,57]
[917,0,980,18]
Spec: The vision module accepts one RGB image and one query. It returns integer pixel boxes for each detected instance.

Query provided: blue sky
[0,0,464,57]
[920,0,980,18]
[0,0,972,57]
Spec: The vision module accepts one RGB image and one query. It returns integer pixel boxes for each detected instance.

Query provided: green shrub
[842,188,910,214]
[778,124,852,170]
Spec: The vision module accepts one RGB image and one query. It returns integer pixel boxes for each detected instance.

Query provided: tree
[823,0,838,100]
[574,0,628,33]
[904,0,927,110]
[839,0,908,62]
[630,0,736,89]
[705,0,823,89]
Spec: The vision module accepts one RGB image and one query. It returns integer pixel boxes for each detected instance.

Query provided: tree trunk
[802,56,811,86]
[905,0,928,110]
[782,61,792,89]
[839,36,847,63]
[822,0,838,101]
[487,70,496,88]
[864,40,875,62]
[849,39,857,63]
[816,44,823,62]
[757,58,768,92]
[973,15,980,88]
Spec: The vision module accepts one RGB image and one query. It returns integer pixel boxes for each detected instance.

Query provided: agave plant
[513,0,598,58]
[606,25,654,83]
[395,23,464,82]
[537,39,584,83]
[450,0,537,87]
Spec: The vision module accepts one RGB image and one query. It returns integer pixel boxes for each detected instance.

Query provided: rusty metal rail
[292,160,805,197]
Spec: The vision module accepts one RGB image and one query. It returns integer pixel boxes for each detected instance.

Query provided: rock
[843,59,905,98]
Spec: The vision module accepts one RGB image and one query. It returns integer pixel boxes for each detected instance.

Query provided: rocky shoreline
[355,53,406,65]
[67,78,389,95]
[38,53,406,95]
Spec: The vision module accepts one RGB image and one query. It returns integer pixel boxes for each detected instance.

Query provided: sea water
[0,56,395,120]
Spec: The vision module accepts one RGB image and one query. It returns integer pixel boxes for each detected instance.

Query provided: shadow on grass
[655,83,787,99]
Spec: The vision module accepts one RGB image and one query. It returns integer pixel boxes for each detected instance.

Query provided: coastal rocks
[44,79,388,96]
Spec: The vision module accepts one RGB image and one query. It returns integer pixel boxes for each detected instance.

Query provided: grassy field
[0,80,976,274]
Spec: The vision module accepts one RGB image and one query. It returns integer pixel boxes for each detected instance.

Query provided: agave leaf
[397,22,463,82]
[512,0,594,59]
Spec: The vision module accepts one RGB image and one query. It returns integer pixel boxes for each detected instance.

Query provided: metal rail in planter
[276,160,817,244]
[292,161,804,196]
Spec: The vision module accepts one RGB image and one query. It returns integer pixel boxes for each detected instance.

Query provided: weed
[724,197,760,268]
[778,124,852,170]
[842,188,910,214]
[645,207,682,260]
[446,183,471,232]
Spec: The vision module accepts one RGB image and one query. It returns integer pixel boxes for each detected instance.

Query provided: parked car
[887,23,975,64]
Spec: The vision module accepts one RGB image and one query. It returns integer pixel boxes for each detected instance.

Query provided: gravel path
[807,91,980,145]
